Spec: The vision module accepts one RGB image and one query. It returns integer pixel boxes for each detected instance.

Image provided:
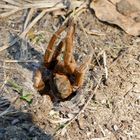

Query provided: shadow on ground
[7,34,43,71]
[0,96,53,140]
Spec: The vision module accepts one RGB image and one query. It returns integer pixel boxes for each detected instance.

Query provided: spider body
[34,20,90,99]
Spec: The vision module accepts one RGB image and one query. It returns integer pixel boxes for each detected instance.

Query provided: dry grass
[0,1,140,140]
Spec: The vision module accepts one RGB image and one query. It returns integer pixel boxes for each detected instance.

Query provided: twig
[103,51,108,81]
[0,5,65,52]
[85,28,105,36]
[90,137,110,140]
[21,2,63,9]
[23,0,32,4]
[0,9,20,18]
[1,66,16,69]
[0,96,19,117]
[20,8,34,60]
[3,59,41,63]
[0,61,8,94]
[0,107,12,117]
[20,6,66,39]
[0,77,9,95]
[0,4,18,9]
[2,0,21,6]
[54,78,102,136]
[0,2,65,18]
[49,118,72,124]
[0,36,20,52]
[3,61,6,80]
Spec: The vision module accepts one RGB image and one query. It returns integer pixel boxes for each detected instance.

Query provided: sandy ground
[0,9,140,140]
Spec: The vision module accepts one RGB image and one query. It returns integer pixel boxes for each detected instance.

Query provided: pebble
[11,119,20,125]
[133,84,140,93]
[112,124,119,131]
[77,116,85,130]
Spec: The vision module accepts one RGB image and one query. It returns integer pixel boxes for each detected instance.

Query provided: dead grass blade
[0,36,20,52]
[0,5,65,52]
[23,0,32,3]
[0,9,19,18]
[20,9,48,38]
[0,77,9,94]
[2,0,21,6]
[103,51,108,82]
[0,1,65,18]
[0,96,18,117]
[85,28,105,36]
[21,5,65,38]
[0,4,18,9]
[62,1,87,25]
[4,59,40,63]
[21,2,63,9]
[20,8,34,60]
[24,8,34,29]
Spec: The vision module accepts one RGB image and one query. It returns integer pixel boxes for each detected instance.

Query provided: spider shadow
[0,96,53,140]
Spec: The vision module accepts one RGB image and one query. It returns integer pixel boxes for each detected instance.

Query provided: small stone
[133,84,140,93]
[87,131,92,137]
[77,116,85,130]
[112,125,119,131]
[67,113,74,119]
[11,119,20,125]
[101,99,106,104]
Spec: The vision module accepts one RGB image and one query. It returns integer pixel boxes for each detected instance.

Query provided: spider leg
[46,39,66,70]
[64,21,76,73]
[74,57,91,87]
[52,40,65,61]
[33,69,45,91]
[44,25,66,66]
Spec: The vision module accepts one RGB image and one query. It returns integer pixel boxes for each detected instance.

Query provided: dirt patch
[0,9,140,140]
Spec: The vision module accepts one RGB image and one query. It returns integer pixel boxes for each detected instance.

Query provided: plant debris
[8,80,33,103]
[90,0,140,36]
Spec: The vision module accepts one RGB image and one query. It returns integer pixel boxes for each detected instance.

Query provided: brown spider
[34,20,91,99]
